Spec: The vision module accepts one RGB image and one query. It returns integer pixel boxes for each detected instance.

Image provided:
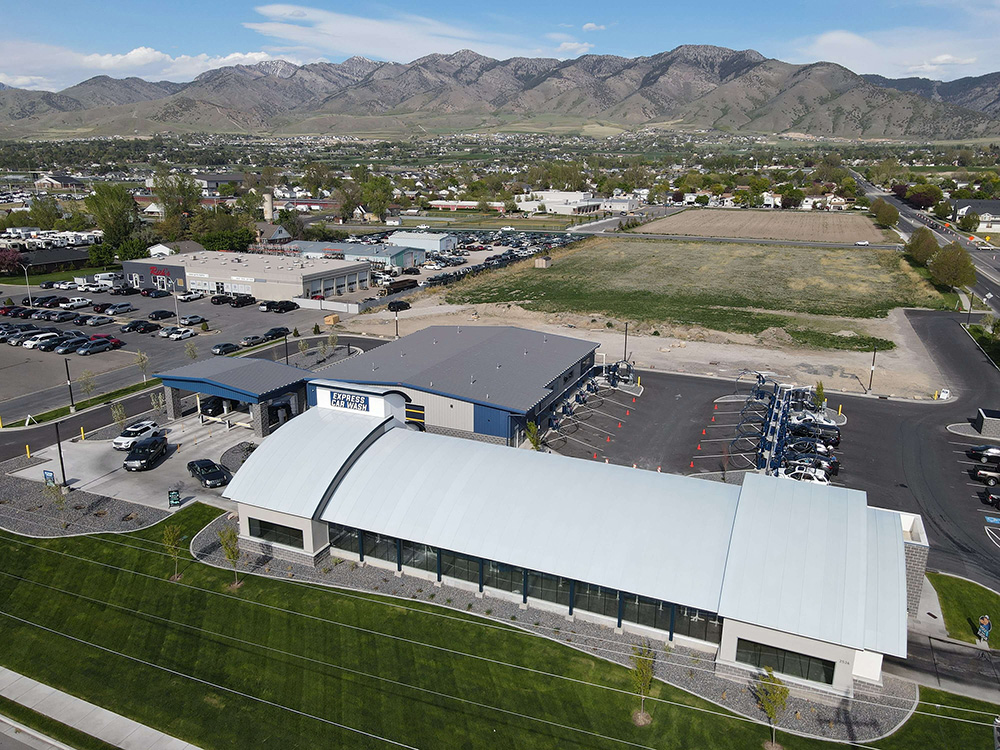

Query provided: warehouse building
[389,231,457,254]
[225,381,926,695]
[322,326,598,445]
[121,251,371,299]
[290,241,425,270]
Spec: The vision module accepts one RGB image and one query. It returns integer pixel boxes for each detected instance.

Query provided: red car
[0,306,13,316]
[88,334,124,348]
[92,303,113,313]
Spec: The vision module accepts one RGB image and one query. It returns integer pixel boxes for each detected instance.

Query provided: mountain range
[2,45,1000,140]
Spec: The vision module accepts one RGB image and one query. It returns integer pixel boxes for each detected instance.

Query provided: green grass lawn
[968,325,1000,369]
[445,236,947,345]
[927,572,1000,646]
[0,506,995,749]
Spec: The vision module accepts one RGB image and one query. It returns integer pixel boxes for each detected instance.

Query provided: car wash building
[321,326,599,445]
[224,381,928,696]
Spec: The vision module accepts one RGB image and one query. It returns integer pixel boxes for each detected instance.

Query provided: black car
[73,314,95,326]
[271,300,299,313]
[36,334,76,352]
[401,267,421,275]
[120,320,146,333]
[262,326,289,341]
[187,459,230,488]
[37,281,57,290]
[788,423,841,447]
[210,294,234,305]
[123,435,168,471]
[147,289,171,299]
[969,445,1000,464]
[109,285,139,296]
[148,310,175,321]
[42,297,69,308]
[230,294,256,308]
[92,302,113,313]
[13,307,37,318]
[133,321,162,333]
[387,300,410,313]
[23,295,52,306]
[211,342,239,355]
[199,396,237,416]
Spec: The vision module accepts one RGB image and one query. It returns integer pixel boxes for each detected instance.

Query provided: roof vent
[496,363,501,369]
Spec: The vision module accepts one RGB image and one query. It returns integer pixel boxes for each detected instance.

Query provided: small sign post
[42,470,55,488]
[979,614,992,644]
[168,489,181,508]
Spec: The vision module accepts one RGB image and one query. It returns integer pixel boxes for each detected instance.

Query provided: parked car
[123,435,168,471]
[258,300,276,312]
[22,296,48,306]
[211,342,240,355]
[36,334,78,352]
[787,411,838,428]
[387,300,411,313]
[73,315,95,326]
[788,423,841,447]
[112,420,162,451]
[271,300,299,313]
[159,326,183,338]
[77,339,114,355]
[969,445,1000,464]
[177,291,204,302]
[31,309,50,320]
[977,467,1000,487]
[199,395,232,416]
[147,289,171,298]
[60,297,92,310]
[37,281,57,290]
[230,294,256,308]
[210,294,233,305]
[187,459,230,488]
[131,321,161,334]
[55,281,77,291]
[53,337,91,354]
[91,302,113,313]
[178,314,206,326]
[854,240,870,246]
[148,310,175,321]
[240,334,265,347]
[106,303,135,315]
[7,330,42,346]
[22,332,60,349]
[169,328,196,340]
[41,296,69,308]
[51,310,81,323]
[86,315,114,327]
[777,466,830,484]
[109,285,139,296]
[88,334,124,348]
[262,326,289,341]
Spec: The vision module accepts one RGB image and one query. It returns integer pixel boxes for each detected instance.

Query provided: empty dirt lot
[639,209,885,244]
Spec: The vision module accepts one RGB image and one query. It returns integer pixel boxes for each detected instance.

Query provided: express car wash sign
[330,390,370,412]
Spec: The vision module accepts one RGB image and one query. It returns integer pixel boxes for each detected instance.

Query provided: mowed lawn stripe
[0,506,992,749]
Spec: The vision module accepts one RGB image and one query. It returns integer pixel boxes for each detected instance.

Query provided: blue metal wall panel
[473,404,510,438]
[307,384,318,407]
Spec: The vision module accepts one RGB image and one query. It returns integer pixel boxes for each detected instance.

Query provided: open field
[0,503,994,749]
[445,236,947,344]
[639,209,885,244]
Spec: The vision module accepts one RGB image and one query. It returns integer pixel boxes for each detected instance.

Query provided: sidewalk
[0,667,198,750]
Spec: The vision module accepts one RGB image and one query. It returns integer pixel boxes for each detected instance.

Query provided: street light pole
[171,279,180,321]
[64,359,76,413]
[54,421,66,487]
[968,291,976,326]
[19,263,32,306]
[394,310,399,339]
[283,334,289,365]
[868,345,878,392]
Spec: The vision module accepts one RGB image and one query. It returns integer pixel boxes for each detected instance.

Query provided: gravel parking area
[0,455,169,537]
[192,513,916,743]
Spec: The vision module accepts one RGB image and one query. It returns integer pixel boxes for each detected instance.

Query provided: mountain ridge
[1,47,998,139]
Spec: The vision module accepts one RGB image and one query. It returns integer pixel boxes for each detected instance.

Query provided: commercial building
[193,172,245,191]
[34,173,84,190]
[322,326,598,445]
[121,250,371,300]
[514,191,603,215]
[289,241,425,270]
[388,231,457,254]
[225,381,925,695]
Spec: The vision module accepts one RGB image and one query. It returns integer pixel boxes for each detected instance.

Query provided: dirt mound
[756,327,794,345]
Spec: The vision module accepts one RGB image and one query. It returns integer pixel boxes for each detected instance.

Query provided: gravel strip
[0,456,169,537]
[192,514,916,743]
[219,441,256,474]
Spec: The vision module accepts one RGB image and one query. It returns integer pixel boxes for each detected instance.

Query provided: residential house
[254,222,293,245]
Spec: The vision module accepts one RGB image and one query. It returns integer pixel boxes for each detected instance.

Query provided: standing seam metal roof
[325,326,599,413]
[155,358,311,403]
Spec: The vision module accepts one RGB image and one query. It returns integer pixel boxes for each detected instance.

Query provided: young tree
[754,667,789,747]
[150,392,166,416]
[929,242,977,289]
[217,525,241,585]
[525,421,542,451]
[163,524,183,580]
[318,339,329,361]
[43,481,66,528]
[327,332,338,352]
[78,370,96,400]
[629,642,655,721]
[153,171,201,219]
[84,183,140,249]
[905,227,940,266]
[297,339,309,357]
[110,402,128,432]
[958,212,981,233]
[134,350,150,382]
[184,341,198,361]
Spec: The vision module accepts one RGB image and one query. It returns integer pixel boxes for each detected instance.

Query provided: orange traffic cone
[593,453,598,459]
[626,409,630,416]
[711,415,715,422]
[657,466,661,472]
[697,444,701,450]
[632,397,636,403]
[689,460,694,468]
[617,422,622,428]
[606,435,611,443]
[702,428,706,435]
[714,404,718,410]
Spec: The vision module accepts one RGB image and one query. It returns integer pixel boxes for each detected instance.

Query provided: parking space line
[949,441,985,447]
[692,452,755,460]
[546,431,602,453]
[560,419,616,438]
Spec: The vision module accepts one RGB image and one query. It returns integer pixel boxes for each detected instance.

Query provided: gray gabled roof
[325,326,599,413]
[155,358,310,403]
[950,198,1000,216]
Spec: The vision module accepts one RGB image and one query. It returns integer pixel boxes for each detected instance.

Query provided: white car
[501,225,515,231]
[60,297,92,309]
[159,326,183,338]
[169,328,196,340]
[179,314,206,326]
[55,281,77,290]
[787,411,838,428]
[22,332,60,349]
[86,315,113,326]
[177,291,204,302]
[112,420,161,451]
[777,466,830,484]
[416,224,430,229]
[854,240,870,246]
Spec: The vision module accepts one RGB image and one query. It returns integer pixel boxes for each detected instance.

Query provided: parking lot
[12,414,246,512]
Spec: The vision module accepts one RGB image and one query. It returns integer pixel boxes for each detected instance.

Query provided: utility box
[323,314,340,326]
[974,408,1000,437]
[534,256,552,269]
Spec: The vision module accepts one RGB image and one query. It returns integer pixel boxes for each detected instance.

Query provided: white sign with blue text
[330,391,370,412]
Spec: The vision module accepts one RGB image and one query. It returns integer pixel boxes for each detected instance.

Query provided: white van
[22,332,60,349]
[94,272,124,283]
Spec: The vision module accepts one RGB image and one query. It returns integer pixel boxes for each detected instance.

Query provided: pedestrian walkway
[0,667,198,750]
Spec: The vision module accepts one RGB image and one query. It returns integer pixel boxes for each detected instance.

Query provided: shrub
[292,327,300,337]
[312,323,320,335]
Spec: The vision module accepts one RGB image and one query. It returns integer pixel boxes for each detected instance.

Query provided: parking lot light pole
[19,263,32,306]
[395,310,399,339]
[868,345,878,392]
[64,359,76,413]
[54,421,66,487]
[171,280,180,321]
[283,334,289,365]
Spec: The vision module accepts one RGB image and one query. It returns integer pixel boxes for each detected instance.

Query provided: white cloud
[244,4,545,63]
[788,28,995,79]
[0,39,285,90]
[558,41,594,56]
[582,23,605,32]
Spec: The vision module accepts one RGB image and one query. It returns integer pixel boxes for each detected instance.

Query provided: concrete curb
[960,323,1000,374]
[945,423,996,440]
[0,713,76,750]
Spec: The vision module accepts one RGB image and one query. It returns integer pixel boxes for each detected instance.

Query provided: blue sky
[1,1,997,90]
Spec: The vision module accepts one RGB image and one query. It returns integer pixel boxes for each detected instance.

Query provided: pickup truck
[976,467,1000,486]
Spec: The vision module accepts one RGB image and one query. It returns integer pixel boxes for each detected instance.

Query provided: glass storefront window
[400,540,437,574]
[484,561,523,594]
[328,523,359,554]
[248,518,304,549]
[573,583,619,619]
[441,550,479,585]
[527,571,571,606]
[362,532,396,563]
[735,639,835,685]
